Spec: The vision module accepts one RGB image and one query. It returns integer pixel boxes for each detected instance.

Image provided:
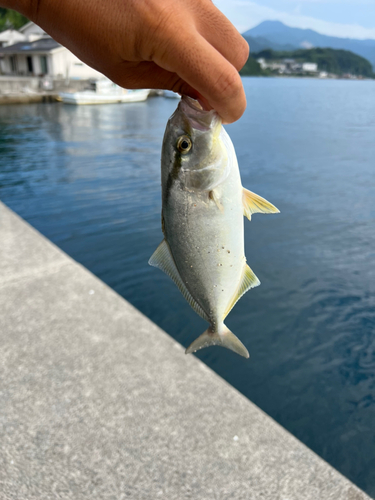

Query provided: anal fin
[223,264,260,319]
[242,188,279,221]
[149,240,209,322]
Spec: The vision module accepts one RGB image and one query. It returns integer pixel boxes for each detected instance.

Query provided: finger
[195,3,249,71]
[154,32,246,123]
[107,60,199,98]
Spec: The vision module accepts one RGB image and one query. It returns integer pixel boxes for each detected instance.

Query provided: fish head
[162,96,229,192]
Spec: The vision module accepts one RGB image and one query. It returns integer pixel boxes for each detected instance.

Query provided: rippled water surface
[1,78,374,495]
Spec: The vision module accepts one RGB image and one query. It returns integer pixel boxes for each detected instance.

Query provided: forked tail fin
[185,325,249,359]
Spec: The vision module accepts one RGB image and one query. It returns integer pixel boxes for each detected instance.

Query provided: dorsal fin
[223,264,260,319]
[242,188,280,221]
[149,240,210,322]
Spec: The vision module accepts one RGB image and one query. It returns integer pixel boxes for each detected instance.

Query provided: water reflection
[0,80,375,496]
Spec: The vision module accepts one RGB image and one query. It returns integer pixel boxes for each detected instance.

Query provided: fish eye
[177,135,192,154]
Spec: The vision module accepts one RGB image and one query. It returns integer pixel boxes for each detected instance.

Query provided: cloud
[214,0,375,39]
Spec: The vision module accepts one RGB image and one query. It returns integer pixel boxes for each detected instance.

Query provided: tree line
[240,47,375,78]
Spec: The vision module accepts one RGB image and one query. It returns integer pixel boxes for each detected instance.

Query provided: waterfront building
[18,20,47,41]
[302,62,318,73]
[0,21,103,81]
[0,29,26,48]
[256,57,318,75]
[0,36,102,79]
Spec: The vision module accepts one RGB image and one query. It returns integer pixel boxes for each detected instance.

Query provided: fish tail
[185,325,249,359]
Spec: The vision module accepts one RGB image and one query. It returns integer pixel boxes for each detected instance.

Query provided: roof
[0,37,61,54]
[18,21,33,33]
[18,21,45,35]
[0,29,26,43]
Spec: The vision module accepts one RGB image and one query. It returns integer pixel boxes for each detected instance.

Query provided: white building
[0,22,103,80]
[256,57,319,75]
[257,58,267,70]
[0,29,26,48]
[302,62,318,73]
[18,21,48,42]
[257,58,286,72]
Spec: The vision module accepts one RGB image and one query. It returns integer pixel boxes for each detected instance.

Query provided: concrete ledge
[0,94,57,104]
[0,202,371,500]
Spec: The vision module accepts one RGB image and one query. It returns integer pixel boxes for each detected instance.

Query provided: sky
[215,0,375,39]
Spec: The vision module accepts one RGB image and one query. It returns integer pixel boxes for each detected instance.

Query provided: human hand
[3,0,249,123]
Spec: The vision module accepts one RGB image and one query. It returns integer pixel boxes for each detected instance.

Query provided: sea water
[1,77,374,495]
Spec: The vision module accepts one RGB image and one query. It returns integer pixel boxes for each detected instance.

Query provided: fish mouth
[179,96,221,133]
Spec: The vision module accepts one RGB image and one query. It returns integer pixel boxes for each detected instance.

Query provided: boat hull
[58,89,150,105]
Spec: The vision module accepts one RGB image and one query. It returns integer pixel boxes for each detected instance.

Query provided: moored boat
[58,79,150,105]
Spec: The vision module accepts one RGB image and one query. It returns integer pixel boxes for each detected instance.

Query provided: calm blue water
[1,78,374,496]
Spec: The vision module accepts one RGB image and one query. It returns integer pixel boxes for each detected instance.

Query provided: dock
[0,201,371,499]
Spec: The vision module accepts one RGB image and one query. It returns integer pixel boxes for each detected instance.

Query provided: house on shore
[257,57,318,75]
[18,20,47,41]
[0,21,103,81]
[0,29,26,48]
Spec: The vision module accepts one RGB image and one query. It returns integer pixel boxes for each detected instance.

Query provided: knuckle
[144,5,179,60]
[131,1,178,61]
[215,67,243,100]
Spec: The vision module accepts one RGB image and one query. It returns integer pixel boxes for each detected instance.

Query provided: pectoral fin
[149,240,209,322]
[223,264,260,319]
[209,189,224,213]
[242,188,280,221]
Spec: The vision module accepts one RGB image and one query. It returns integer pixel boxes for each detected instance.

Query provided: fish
[149,96,279,358]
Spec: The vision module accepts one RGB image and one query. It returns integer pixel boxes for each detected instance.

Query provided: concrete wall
[50,49,103,80]
[0,201,372,500]
[0,75,40,93]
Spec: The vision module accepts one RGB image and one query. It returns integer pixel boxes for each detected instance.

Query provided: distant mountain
[244,34,296,54]
[243,21,375,69]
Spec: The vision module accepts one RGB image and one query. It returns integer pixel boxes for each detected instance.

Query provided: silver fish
[149,96,279,358]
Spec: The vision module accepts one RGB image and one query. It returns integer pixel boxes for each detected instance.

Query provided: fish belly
[164,171,245,324]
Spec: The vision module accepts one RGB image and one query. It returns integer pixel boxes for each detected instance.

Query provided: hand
[3,0,249,123]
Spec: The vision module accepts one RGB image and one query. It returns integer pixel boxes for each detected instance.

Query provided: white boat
[58,79,150,105]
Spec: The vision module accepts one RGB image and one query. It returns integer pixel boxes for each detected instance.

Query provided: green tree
[251,47,374,77]
[240,56,265,76]
[0,8,28,31]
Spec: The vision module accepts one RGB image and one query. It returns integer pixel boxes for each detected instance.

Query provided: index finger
[155,32,246,123]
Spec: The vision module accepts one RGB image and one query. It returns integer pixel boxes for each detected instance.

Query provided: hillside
[0,8,28,31]
[245,34,296,54]
[240,57,264,76]
[243,21,375,70]
[240,47,375,78]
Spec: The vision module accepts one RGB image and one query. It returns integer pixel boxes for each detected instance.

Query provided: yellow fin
[223,264,260,319]
[242,188,280,221]
[149,240,210,322]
